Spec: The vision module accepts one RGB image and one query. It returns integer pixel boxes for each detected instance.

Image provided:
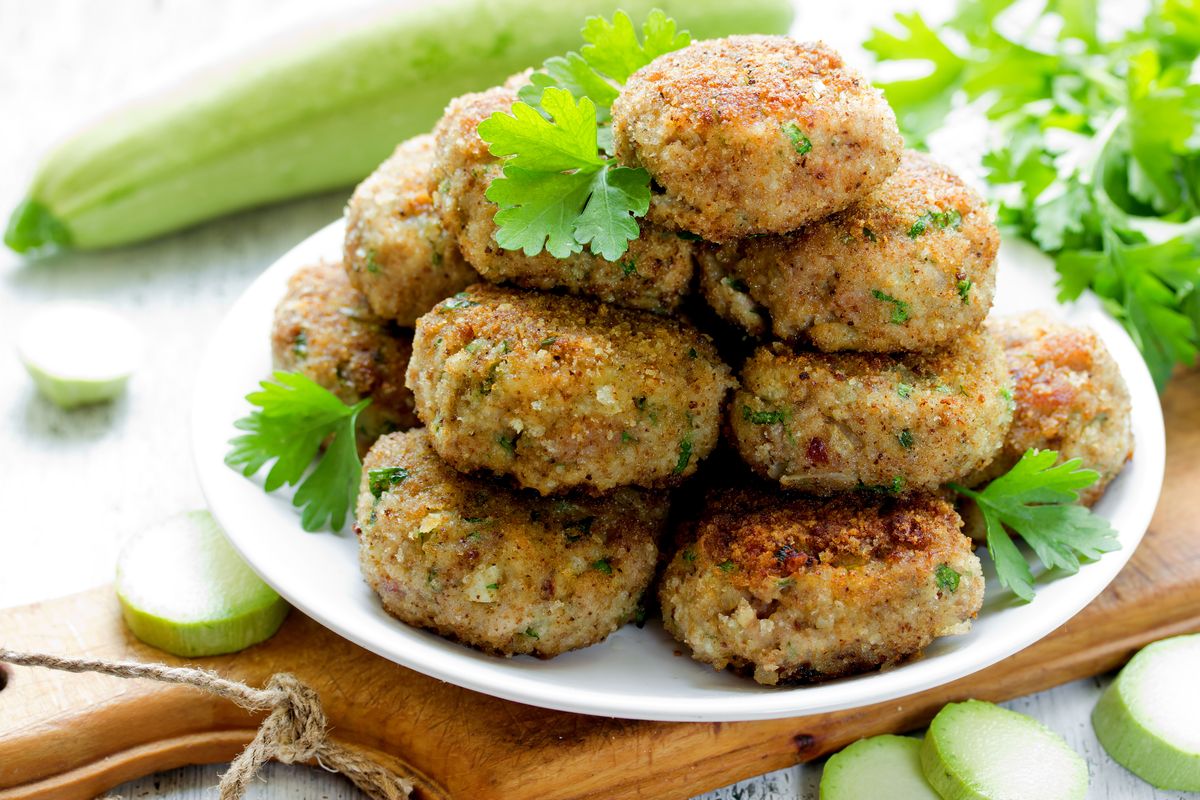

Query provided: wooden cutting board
[2,369,1199,800]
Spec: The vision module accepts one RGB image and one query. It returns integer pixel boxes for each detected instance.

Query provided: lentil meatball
[357,429,664,657]
[612,36,903,241]
[968,312,1133,504]
[730,332,1013,492]
[432,77,695,313]
[406,284,735,495]
[659,485,984,685]
[343,134,478,326]
[698,150,999,351]
[271,261,418,453]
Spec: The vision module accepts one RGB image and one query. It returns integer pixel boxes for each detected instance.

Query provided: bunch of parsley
[867,0,1200,389]
[478,10,690,261]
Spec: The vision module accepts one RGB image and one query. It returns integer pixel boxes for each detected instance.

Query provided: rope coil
[0,649,413,800]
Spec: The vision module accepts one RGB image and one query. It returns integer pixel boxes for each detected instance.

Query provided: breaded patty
[659,485,983,685]
[343,134,478,326]
[731,332,1013,492]
[406,284,734,495]
[612,36,902,242]
[357,429,664,657]
[699,150,999,350]
[271,261,418,453]
[969,312,1133,504]
[432,77,694,313]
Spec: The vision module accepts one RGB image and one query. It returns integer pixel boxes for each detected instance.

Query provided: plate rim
[192,218,1166,722]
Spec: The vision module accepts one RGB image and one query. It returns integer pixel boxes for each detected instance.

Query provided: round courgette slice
[116,511,288,657]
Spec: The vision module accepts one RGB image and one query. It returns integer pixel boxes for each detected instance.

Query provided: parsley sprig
[866,0,1200,389]
[478,10,691,261]
[225,371,367,532]
[951,449,1120,602]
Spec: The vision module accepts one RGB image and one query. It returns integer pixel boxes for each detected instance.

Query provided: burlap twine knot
[0,649,413,800]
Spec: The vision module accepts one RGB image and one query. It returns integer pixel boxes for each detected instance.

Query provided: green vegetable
[17,302,143,409]
[897,382,914,398]
[116,511,289,657]
[592,558,613,574]
[480,9,697,262]
[441,292,479,311]
[935,564,960,592]
[673,431,694,474]
[742,405,786,425]
[1092,633,1200,790]
[908,208,962,238]
[6,0,792,254]
[866,0,1200,390]
[225,371,368,532]
[781,121,812,155]
[722,275,751,293]
[871,289,910,324]
[922,700,1088,800]
[820,735,940,800]
[368,466,410,499]
[950,449,1118,602]
[898,429,915,449]
[957,279,972,304]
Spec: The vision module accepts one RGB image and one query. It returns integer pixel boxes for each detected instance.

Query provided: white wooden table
[0,1,1184,797]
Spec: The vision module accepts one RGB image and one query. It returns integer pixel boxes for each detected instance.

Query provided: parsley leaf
[225,371,368,532]
[522,9,690,119]
[935,564,961,592]
[485,11,690,261]
[742,406,786,425]
[864,11,967,146]
[867,0,1200,390]
[951,449,1119,602]
[871,289,910,323]
[480,87,650,260]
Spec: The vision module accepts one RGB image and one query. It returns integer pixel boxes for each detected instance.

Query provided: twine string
[0,649,413,800]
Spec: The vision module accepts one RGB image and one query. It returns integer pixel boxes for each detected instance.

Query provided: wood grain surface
[1,369,1195,800]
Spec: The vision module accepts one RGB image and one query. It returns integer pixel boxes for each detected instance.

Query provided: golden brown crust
[730,331,1013,492]
[406,284,735,495]
[343,135,478,326]
[660,484,984,684]
[270,262,418,453]
[967,312,1133,506]
[357,429,665,658]
[613,36,903,241]
[432,76,694,312]
[699,150,999,351]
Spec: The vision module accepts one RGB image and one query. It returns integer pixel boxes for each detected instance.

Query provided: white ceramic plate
[193,219,1165,722]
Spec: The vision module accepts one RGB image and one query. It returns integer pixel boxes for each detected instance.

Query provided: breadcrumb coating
[699,150,999,351]
[967,312,1133,505]
[357,429,664,657]
[271,261,418,454]
[730,332,1013,492]
[344,134,478,326]
[613,36,902,241]
[432,76,694,312]
[659,485,983,684]
[407,284,734,495]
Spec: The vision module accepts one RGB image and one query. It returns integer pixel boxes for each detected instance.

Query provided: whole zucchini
[5,0,793,253]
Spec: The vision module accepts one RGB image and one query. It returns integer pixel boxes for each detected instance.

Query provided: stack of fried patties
[270,35,1133,685]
